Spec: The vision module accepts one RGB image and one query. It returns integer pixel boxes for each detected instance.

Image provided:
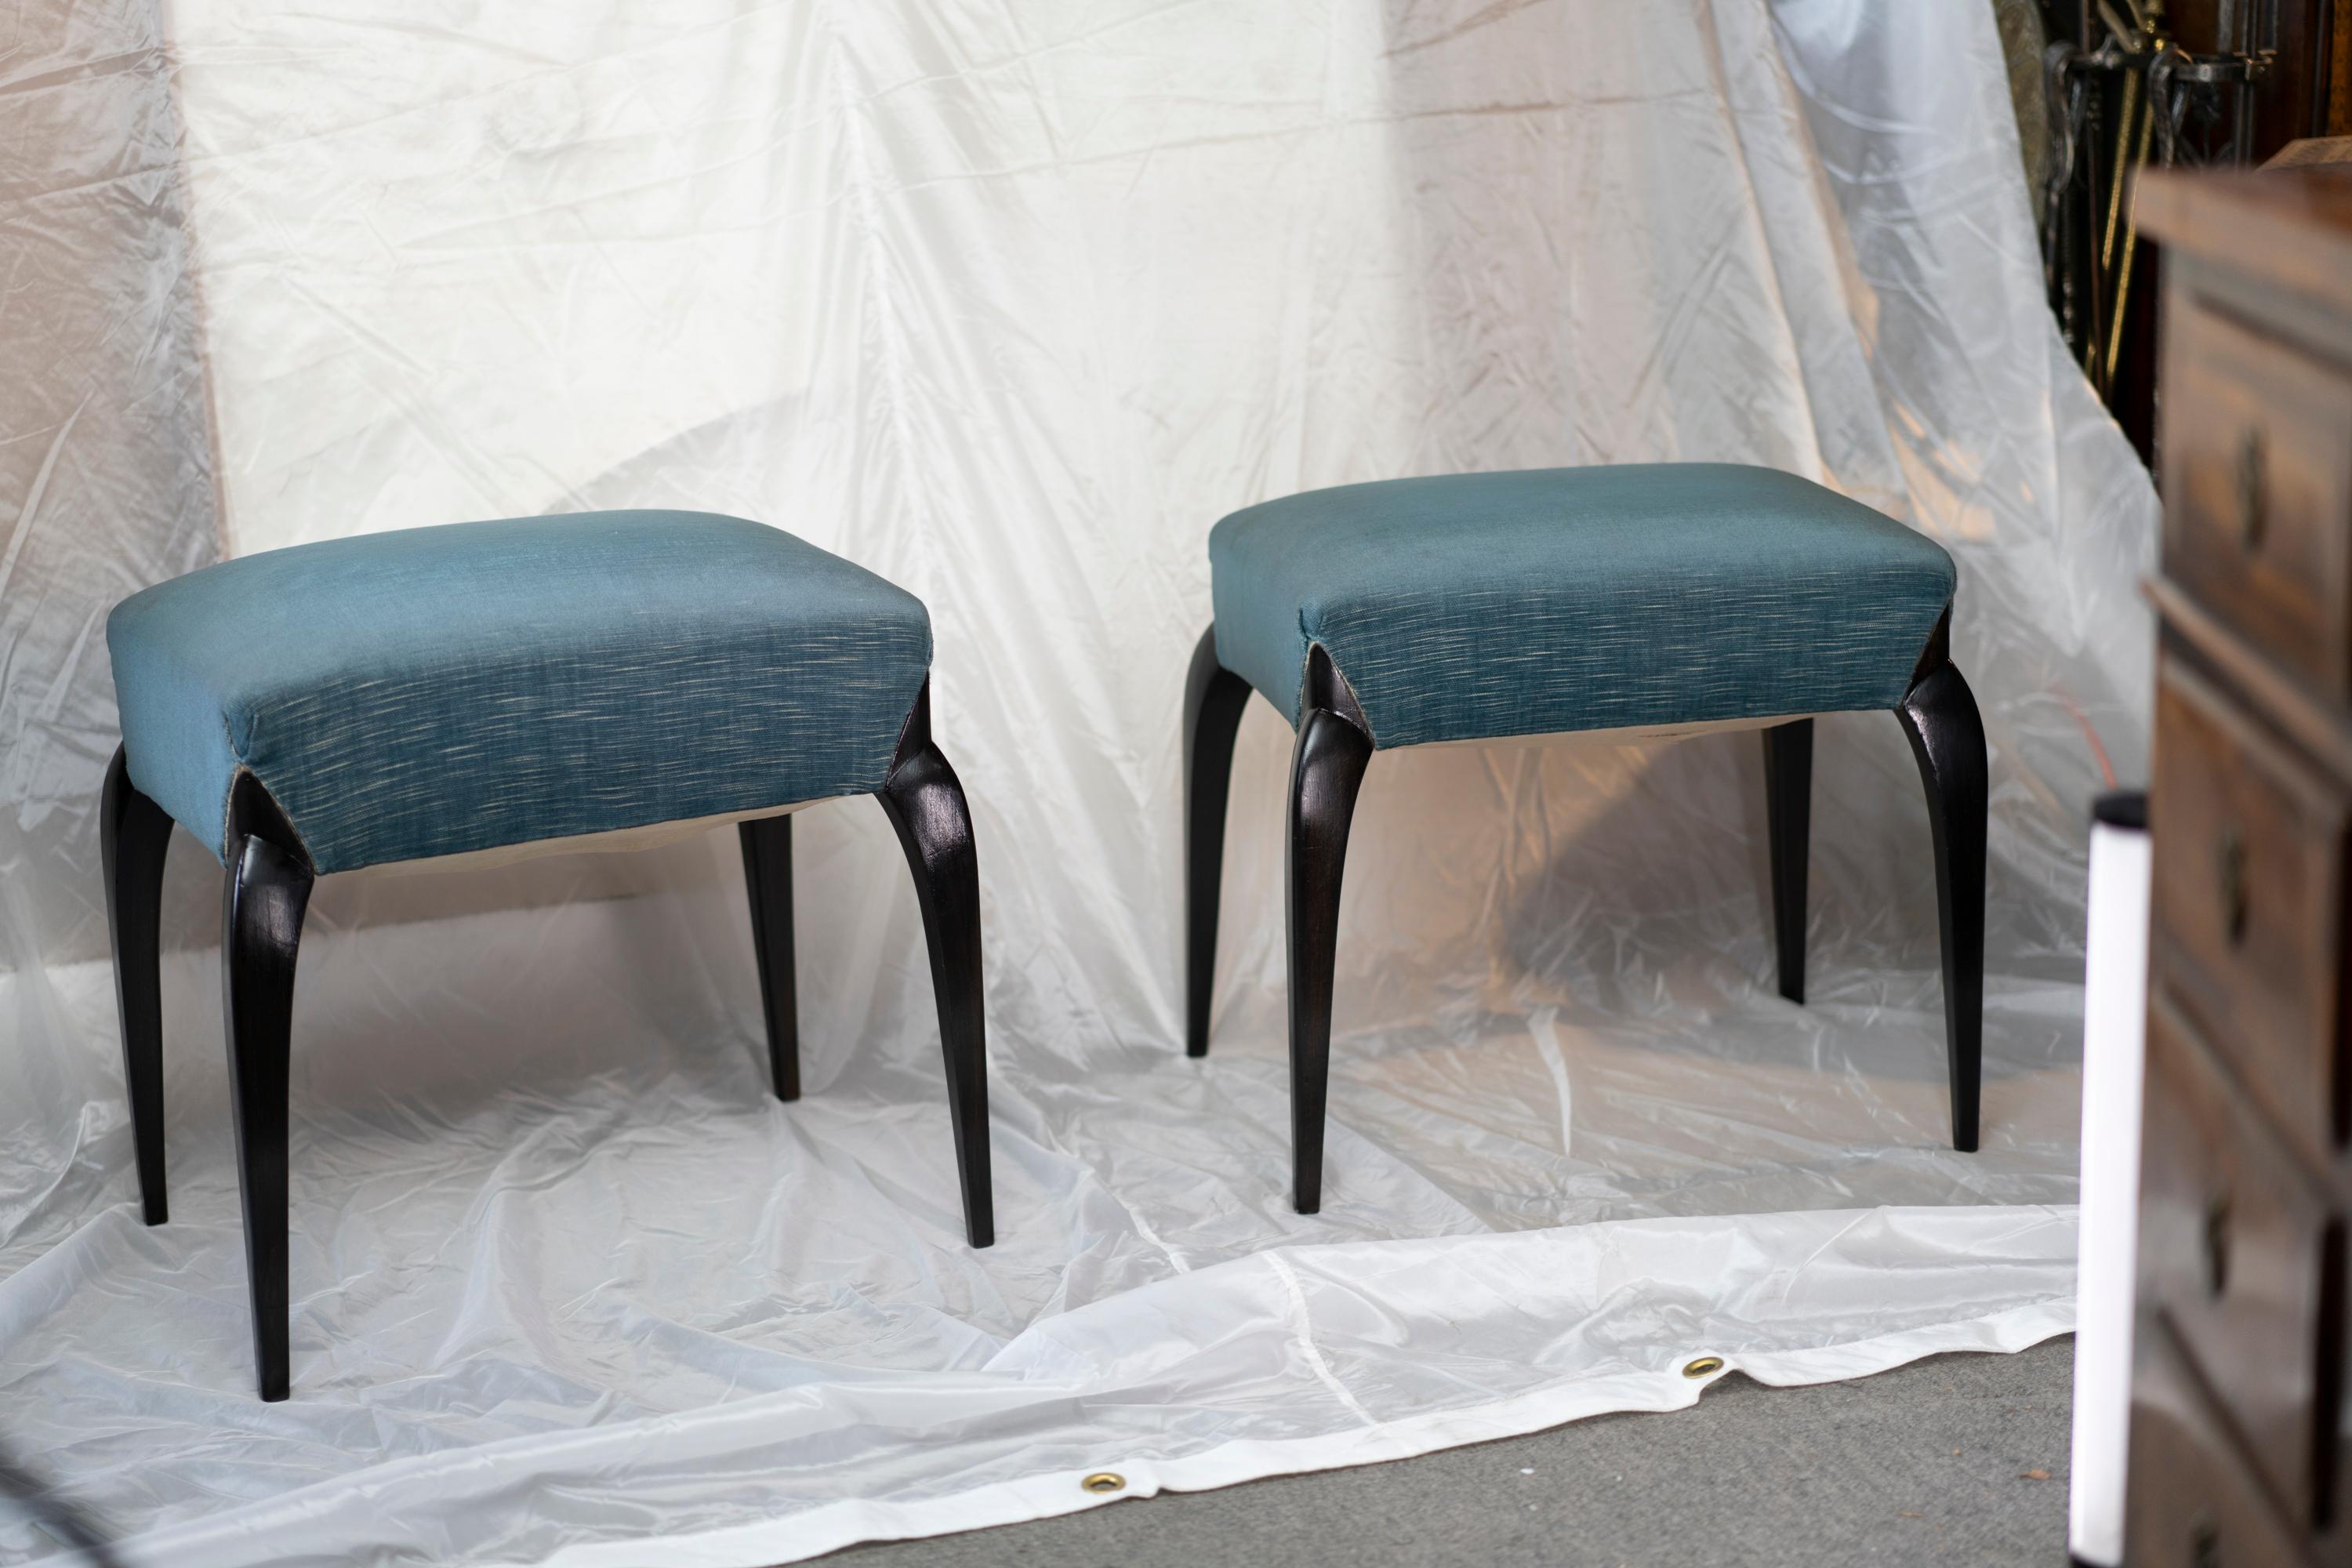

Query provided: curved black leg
[875,686,993,1248]
[1895,662,1987,1154]
[1762,719,1813,1005]
[1286,706,1373,1215]
[223,832,311,1401]
[739,814,800,1102]
[102,747,173,1225]
[1184,626,1250,1058]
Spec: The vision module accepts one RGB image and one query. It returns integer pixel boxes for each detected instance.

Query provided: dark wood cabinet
[2131,162,2352,1565]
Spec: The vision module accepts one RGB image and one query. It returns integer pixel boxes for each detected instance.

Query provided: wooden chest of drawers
[2131,166,2352,1565]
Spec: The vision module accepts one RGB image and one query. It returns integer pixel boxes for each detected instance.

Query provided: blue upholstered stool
[1184,463,1986,1210]
[103,511,991,1399]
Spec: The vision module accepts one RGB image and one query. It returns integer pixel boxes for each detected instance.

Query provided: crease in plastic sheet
[0,0,2151,1562]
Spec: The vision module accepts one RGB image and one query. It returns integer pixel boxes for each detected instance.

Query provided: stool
[1183,464,1985,1211]
[103,510,991,1399]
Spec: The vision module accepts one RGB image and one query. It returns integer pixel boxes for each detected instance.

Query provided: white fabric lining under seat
[1407,713,1824,753]
[339,712,1815,890]
[335,799,820,882]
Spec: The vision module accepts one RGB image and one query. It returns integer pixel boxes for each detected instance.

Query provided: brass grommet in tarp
[1082,1472,1126,1494]
[1682,1356,1725,1379]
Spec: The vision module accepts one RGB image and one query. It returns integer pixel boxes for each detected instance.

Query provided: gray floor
[834,1335,2075,1567]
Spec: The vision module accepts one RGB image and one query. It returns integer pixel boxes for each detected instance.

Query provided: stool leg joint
[1183,627,1251,1058]
[876,688,994,1250]
[1286,704,1373,1215]
[739,815,800,1102]
[1762,718,1813,1007]
[103,746,174,1226]
[223,829,311,1402]
[1895,655,1988,1154]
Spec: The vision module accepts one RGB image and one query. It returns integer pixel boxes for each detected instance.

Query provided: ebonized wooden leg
[739,814,800,1102]
[102,747,173,1225]
[1895,662,1987,1154]
[1762,718,1813,1005]
[875,690,993,1248]
[222,832,311,1401]
[1286,706,1373,1215]
[1184,626,1250,1058]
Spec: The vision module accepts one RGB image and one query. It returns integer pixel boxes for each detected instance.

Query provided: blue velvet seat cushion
[107,511,931,874]
[1208,463,1956,749]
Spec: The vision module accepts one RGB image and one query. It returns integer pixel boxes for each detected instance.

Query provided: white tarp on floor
[0,0,2151,1562]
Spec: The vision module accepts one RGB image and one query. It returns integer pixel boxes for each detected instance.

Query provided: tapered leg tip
[1952,1130,1980,1155]
[259,1377,289,1403]
[141,1200,168,1227]
[1778,982,1804,1006]
[1185,1041,1209,1059]
[1292,1195,1320,1216]
[967,1223,996,1250]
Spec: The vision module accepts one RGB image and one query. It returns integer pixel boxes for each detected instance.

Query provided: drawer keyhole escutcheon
[2235,427,2267,553]
[2217,825,2249,946]
[2203,1193,2233,1298]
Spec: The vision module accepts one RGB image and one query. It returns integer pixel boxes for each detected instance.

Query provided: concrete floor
[834,1335,2075,1567]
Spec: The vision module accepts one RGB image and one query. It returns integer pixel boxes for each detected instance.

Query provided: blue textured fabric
[1209,464,1955,749]
[107,512,931,873]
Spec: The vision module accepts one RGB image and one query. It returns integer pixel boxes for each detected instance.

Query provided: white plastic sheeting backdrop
[0,0,2154,1562]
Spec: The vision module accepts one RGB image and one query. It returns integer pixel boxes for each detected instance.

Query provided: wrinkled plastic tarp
[0,0,2151,1562]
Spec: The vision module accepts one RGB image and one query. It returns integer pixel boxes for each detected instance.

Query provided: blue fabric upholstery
[107,512,931,873]
[1208,464,1955,749]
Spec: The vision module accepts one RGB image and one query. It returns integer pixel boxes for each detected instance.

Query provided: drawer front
[2140,996,2339,1522]
[2161,297,2352,699]
[2131,1319,2317,1568]
[2151,659,2351,1156]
